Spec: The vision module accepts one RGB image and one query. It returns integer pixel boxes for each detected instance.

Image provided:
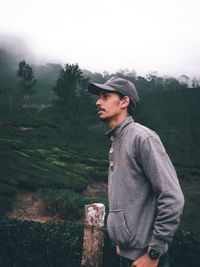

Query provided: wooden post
[81,203,105,267]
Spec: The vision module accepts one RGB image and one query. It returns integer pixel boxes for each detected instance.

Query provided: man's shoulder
[128,121,159,140]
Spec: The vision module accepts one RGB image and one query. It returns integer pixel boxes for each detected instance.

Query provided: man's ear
[121,96,130,108]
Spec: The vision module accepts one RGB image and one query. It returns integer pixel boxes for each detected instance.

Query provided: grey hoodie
[106,116,184,260]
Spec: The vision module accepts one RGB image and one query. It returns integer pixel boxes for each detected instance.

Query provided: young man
[88,77,184,267]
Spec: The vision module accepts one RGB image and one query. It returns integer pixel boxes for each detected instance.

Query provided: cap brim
[88,82,116,95]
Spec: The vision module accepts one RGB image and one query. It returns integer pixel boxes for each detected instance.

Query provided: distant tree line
[82,69,199,94]
[0,45,200,124]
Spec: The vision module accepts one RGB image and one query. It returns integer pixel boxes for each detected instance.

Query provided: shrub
[1,218,199,267]
[33,188,93,220]
[0,218,83,267]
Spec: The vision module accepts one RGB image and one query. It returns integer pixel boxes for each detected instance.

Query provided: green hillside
[0,112,109,216]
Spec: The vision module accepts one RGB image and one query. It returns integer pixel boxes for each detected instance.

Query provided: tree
[53,63,88,109]
[17,60,36,107]
[192,77,200,88]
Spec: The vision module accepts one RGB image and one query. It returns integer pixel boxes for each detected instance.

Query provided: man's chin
[99,115,109,122]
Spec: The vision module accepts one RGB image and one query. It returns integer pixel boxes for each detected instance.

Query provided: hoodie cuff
[149,235,168,257]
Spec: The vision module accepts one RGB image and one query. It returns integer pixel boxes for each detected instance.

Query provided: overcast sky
[0,0,200,77]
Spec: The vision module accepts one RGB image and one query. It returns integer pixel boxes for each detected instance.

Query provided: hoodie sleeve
[139,135,184,256]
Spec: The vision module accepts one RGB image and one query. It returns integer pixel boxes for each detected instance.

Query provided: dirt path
[7,191,58,223]
[7,181,108,223]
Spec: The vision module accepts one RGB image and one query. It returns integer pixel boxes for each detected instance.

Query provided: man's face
[96,90,122,121]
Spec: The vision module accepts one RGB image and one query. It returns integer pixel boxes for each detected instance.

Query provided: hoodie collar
[105,116,134,138]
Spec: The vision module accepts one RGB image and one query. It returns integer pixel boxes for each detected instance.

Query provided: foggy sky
[0,0,200,77]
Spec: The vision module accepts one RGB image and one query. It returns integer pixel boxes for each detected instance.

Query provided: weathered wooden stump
[81,203,105,267]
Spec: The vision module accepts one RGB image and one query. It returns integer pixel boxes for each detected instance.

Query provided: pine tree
[17,60,36,107]
[53,64,88,109]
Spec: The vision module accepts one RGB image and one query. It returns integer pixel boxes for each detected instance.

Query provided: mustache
[97,107,106,112]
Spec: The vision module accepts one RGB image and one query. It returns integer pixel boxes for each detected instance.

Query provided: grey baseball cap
[88,77,139,107]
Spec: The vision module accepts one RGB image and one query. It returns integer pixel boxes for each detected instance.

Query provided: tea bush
[0,218,83,267]
[0,218,199,267]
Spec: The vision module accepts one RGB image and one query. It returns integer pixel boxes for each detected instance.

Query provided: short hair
[117,92,135,116]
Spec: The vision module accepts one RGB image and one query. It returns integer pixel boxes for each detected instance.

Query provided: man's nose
[96,98,101,106]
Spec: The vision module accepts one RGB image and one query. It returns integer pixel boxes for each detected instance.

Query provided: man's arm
[139,135,184,256]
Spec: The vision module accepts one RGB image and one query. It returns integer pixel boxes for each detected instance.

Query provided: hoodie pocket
[107,209,133,248]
